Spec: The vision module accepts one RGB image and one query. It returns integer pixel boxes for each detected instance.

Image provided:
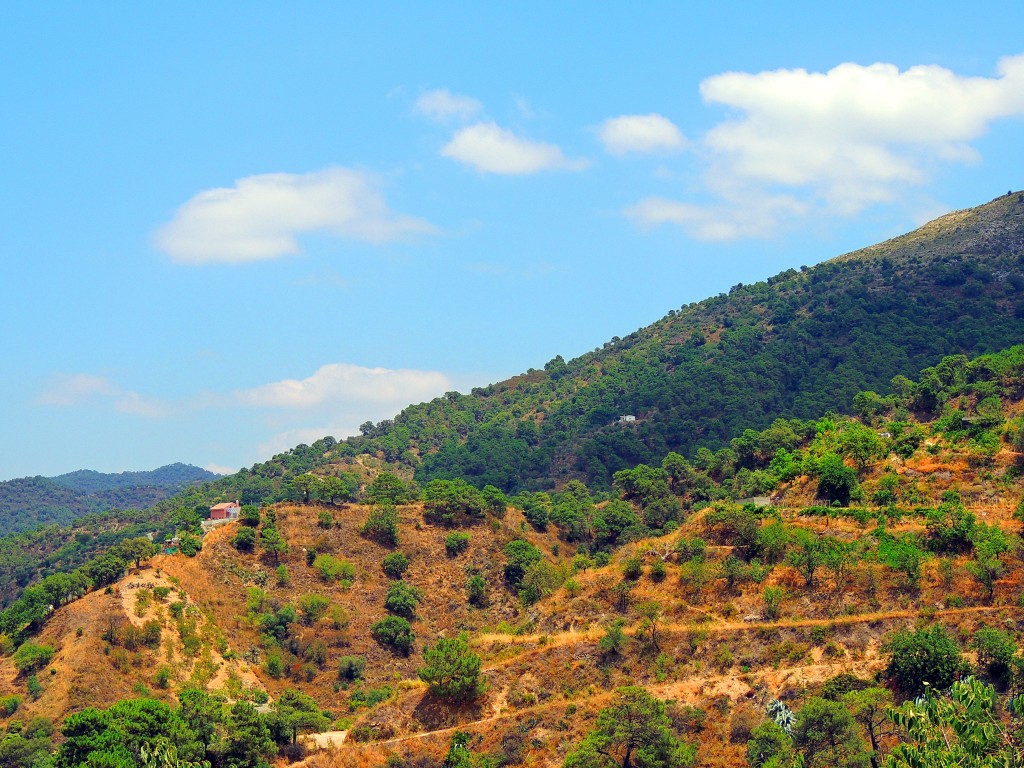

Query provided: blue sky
[2,2,1023,480]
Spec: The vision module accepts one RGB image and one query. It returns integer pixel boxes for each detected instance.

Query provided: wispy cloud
[598,113,687,155]
[36,374,169,418]
[442,122,588,175]
[413,88,482,122]
[203,462,236,475]
[154,167,435,264]
[626,53,1024,239]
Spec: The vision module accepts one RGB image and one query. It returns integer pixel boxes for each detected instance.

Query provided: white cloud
[203,462,236,475]
[230,363,452,409]
[154,167,435,264]
[630,53,1024,239]
[413,89,482,122]
[36,374,169,418]
[626,194,808,240]
[599,113,687,155]
[442,122,588,175]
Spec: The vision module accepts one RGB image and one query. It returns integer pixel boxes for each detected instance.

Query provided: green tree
[177,688,224,754]
[883,625,966,696]
[259,526,288,564]
[815,453,857,505]
[842,687,893,768]
[385,581,423,618]
[792,697,867,768]
[222,701,275,768]
[503,540,543,585]
[297,594,330,625]
[117,537,157,569]
[786,529,823,587]
[371,616,414,654]
[746,721,793,768]
[885,677,1021,768]
[232,527,257,553]
[361,503,400,546]
[381,551,410,579]
[636,601,663,650]
[971,627,1016,689]
[418,634,485,701]
[837,423,885,470]
[562,686,693,768]
[271,688,330,745]
[367,472,416,505]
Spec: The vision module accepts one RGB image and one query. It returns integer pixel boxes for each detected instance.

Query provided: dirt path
[296,603,1013,765]
[299,731,348,750]
[474,604,1006,649]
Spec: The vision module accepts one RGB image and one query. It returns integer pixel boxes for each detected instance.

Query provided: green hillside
[0,463,217,537]
[342,191,1024,491]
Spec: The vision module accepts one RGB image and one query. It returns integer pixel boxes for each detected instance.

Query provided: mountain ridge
[0,463,218,537]
[339,190,1024,492]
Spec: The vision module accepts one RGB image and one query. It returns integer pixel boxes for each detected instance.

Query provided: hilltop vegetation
[343,192,1024,491]
[0,463,217,537]
[2,341,1024,766]
[3,194,1024,766]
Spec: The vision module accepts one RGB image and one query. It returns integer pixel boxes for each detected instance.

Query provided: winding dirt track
[296,603,1014,764]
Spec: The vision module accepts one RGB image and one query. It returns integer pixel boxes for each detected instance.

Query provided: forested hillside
[341,192,1024,491]
[3,343,1024,767]
[0,463,217,537]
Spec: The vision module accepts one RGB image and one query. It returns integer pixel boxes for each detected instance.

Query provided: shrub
[155,665,172,689]
[361,503,400,545]
[338,655,366,681]
[141,620,161,648]
[384,582,423,618]
[503,540,542,585]
[649,560,667,581]
[313,554,355,584]
[152,586,171,602]
[972,627,1017,688]
[317,510,335,529]
[371,616,414,653]
[675,536,707,561]
[0,695,21,716]
[467,575,486,607]
[381,552,410,579]
[232,527,257,553]
[418,634,485,701]
[298,594,331,625]
[598,620,629,657]
[265,653,284,678]
[445,532,470,557]
[26,675,42,700]
[622,556,643,580]
[762,587,785,620]
[12,643,54,675]
[275,565,290,587]
[883,625,966,696]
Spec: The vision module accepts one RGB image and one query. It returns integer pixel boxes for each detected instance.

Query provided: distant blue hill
[0,463,218,536]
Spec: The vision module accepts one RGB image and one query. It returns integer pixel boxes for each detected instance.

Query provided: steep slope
[345,191,1024,491]
[3,344,1024,767]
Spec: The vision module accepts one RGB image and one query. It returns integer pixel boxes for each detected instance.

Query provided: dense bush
[371,616,414,654]
[884,625,966,696]
[445,532,470,557]
[381,551,410,579]
[384,582,423,618]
